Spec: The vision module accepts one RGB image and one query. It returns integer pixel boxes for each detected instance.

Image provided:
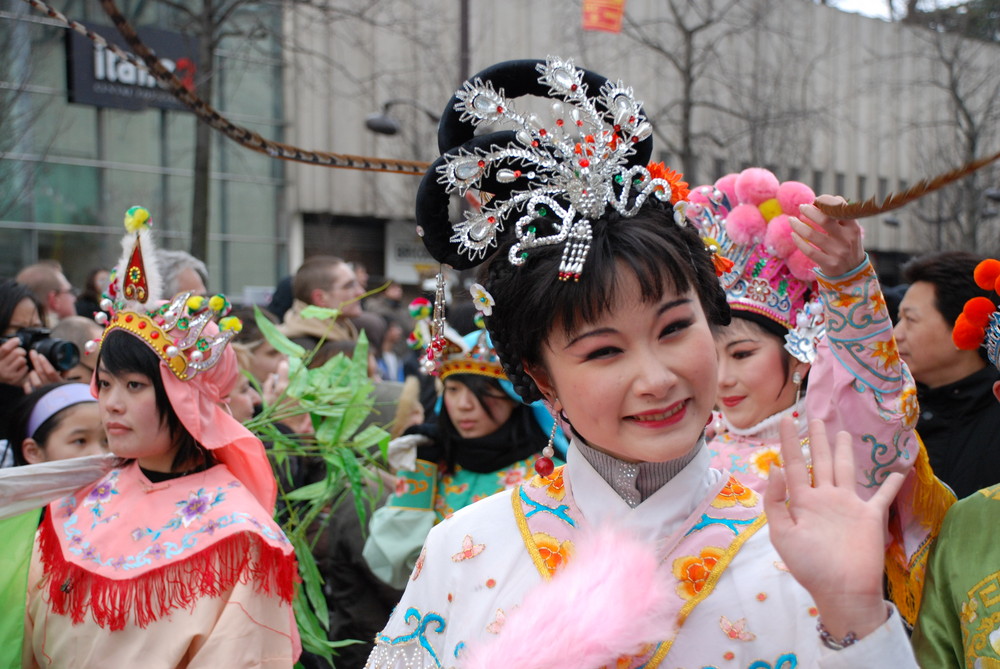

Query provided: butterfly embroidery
[412,547,427,581]
[719,615,756,641]
[486,608,505,634]
[451,534,485,562]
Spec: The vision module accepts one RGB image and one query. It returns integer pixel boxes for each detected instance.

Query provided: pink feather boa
[462,526,673,669]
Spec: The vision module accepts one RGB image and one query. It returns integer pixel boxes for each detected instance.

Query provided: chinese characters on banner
[582,0,626,33]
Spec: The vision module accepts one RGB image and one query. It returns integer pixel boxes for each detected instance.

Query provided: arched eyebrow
[564,298,692,349]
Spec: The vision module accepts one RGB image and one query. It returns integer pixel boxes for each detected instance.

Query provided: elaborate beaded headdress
[953,258,1000,368]
[682,168,824,363]
[90,206,242,380]
[415,57,688,281]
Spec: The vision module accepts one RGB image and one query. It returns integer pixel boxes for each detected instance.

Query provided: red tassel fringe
[38,513,296,631]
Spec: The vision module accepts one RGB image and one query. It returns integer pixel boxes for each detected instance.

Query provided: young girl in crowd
[10,382,106,466]
[20,208,299,667]
[367,57,916,667]
[363,325,567,590]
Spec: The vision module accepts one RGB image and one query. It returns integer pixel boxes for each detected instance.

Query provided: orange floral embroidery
[530,466,567,501]
[532,532,574,573]
[748,447,782,479]
[673,546,725,600]
[869,339,900,371]
[900,387,919,427]
[831,293,861,309]
[870,290,887,316]
[498,466,527,488]
[712,476,757,508]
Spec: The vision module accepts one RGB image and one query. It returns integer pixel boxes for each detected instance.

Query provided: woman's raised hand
[764,417,904,642]
[790,194,865,277]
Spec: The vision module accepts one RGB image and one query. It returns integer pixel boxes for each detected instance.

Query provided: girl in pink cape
[366,57,917,668]
[21,207,300,668]
[686,168,953,625]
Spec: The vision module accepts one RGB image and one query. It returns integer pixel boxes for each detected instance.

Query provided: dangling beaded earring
[791,370,803,426]
[535,406,559,477]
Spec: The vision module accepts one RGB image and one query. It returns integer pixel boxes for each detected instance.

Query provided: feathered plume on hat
[682,168,825,363]
[90,206,242,380]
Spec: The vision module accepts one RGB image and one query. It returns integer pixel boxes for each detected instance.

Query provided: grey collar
[574,438,703,508]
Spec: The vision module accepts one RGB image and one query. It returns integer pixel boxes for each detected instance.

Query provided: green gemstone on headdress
[520,252,529,259]
[196,338,210,351]
[752,259,767,278]
[536,207,548,217]
[177,317,189,330]
[527,225,536,235]
[778,279,788,295]
[614,174,624,184]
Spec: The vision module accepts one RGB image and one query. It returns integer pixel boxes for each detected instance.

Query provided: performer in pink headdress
[21,207,300,668]
[684,168,954,625]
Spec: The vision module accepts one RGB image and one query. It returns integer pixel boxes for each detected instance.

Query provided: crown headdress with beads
[406,293,506,381]
[416,57,688,281]
[89,207,242,380]
[682,168,824,363]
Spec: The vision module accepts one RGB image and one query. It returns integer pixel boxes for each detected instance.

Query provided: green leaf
[255,306,306,358]
[283,480,329,502]
[300,304,340,321]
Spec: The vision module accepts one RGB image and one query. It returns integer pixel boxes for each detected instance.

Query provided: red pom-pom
[786,249,819,281]
[952,313,986,350]
[777,181,816,215]
[714,173,739,211]
[764,214,797,259]
[973,259,1000,291]
[726,204,767,244]
[734,168,780,206]
[964,296,997,328]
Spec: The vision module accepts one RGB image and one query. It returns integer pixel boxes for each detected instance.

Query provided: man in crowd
[280,256,365,349]
[15,263,76,326]
[894,251,1000,498]
[157,249,209,296]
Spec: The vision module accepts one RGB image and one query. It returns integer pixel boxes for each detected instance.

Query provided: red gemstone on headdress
[513,170,521,178]
[496,105,503,113]
[150,331,159,339]
[477,160,485,168]
[534,457,554,477]
[579,159,590,168]
[125,315,134,323]
[532,141,539,147]
[555,119,564,126]
[138,321,146,329]
[570,84,577,91]
[538,129,547,137]
[576,119,583,126]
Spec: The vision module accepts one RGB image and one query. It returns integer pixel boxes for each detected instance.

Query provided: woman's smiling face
[529,270,718,463]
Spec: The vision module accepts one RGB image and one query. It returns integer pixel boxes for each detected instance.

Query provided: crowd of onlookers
[5,246,1000,665]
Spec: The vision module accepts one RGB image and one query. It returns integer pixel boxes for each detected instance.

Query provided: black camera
[0,327,80,372]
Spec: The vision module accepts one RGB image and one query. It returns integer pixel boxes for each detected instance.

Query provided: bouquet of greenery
[243,306,392,666]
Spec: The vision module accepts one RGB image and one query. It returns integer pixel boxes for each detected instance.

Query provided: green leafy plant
[243,306,391,666]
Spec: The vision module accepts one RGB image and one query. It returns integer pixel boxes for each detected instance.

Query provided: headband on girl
[27,384,96,438]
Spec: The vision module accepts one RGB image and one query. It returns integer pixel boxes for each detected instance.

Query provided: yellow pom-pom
[758,198,782,222]
[124,206,151,233]
[208,295,226,313]
[219,316,243,333]
[186,295,206,313]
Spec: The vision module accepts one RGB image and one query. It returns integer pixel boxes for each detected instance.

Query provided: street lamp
[365,99,440,136]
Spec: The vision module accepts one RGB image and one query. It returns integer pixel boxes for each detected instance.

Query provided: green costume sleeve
[0,509,41,669]
[362,460,438,590]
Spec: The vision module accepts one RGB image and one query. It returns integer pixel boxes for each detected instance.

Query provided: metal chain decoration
[18,0,999,211]
[22,0,431,176]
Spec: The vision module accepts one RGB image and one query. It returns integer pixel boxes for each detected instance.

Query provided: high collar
[571,437,706,509]
[718,398,807,442]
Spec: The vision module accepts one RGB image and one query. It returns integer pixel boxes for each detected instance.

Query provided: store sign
[66,25,199,111]
[384,221,437,285]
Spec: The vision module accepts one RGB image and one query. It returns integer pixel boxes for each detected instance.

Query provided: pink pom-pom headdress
[683,168,824,363]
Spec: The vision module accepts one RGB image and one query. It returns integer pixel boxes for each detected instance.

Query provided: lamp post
[364,99,441,136]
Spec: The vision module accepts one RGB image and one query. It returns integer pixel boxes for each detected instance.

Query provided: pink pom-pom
[726,204,767,244]
[777,181,816,215]
[714,173,739,210]
[786,249,819,281]
[765,214,797,259]
[734,168,780,206]
[687,186,713,207]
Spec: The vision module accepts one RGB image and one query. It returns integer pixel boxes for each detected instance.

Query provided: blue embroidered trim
[376,607,447,669]
[519,486,576,526]
[748,652,797,669]
[686,513,757,537]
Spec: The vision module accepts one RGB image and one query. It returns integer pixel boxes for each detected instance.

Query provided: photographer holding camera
[0,280,73,461]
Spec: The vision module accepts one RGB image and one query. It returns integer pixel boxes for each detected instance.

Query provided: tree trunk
[190,1,214,262]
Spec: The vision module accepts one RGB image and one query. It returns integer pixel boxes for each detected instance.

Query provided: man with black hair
[895,251,1000,498]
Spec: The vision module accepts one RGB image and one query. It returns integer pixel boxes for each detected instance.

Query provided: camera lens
[33,338,80,372]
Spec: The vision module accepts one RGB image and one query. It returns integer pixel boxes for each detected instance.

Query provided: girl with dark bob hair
[367,57,917,668]
[18,209,300,668]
